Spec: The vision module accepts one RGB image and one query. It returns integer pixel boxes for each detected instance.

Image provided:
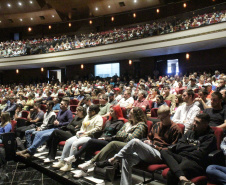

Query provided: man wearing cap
[187,78,199,90]
[108,93,117,106]
[114,88,123,102]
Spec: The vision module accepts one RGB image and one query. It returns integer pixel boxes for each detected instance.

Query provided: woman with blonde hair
[0,112,12,143]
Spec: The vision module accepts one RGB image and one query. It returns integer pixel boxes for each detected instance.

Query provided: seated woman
[170,94,184,117]
[44,106,86,162]
[152,95,167,108]
[146,88,159,102]
[75,107,148,178]
[0,112,12,143]
[14,104,23,121]
[58,105,125,167]
[52,105,103,171]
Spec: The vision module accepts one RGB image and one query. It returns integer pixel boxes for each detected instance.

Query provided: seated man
[52,98,60,113]
[187,78,199,90]
[16,99,73,158]
[25,101,56,148]
[204,92,226,130]
[193,89,211,111]
[98,94,111,117]
[163,86,176,107]
[172,89,200,132]
[117,90,134,109]
[16,103,44,139]
[133,90,149,111]
[161,113,217,185]
[107,105,183,185]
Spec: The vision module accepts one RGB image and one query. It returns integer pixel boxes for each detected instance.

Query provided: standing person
[161,113,217,185]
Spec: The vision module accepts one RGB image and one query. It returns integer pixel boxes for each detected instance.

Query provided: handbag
[93,165,116,182]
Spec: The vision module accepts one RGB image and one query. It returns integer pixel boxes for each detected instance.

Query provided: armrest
[208,150,225,166]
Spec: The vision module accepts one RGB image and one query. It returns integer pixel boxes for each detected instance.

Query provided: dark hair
[185,89,195,99]
[62,99,69,106]
[16,104,23,110]
[100,94,108,101]
[196,113,210,124]
[156,95,164,103]
[199,89,208,96]
[132,107,147,124]
[211,92,223,100]
[164,86,170,90]
[77,106,87,117]
[34,103,41,108]
[47,100,54,109]
[153,88,160,95]
[176,94,183,106]
[89,104,100,114]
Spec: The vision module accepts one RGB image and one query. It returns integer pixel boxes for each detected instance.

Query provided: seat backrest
[164,100,171,107]
[21,111,29,118]
[149,100,153,109]
[146,120,153,133]
[211,127,224,150]
[177,123,185,134]
[40,104,47,113]
[121,107,127,119]
[93,99,99,105]
[70,105,77,112]
[70,99,79,105]
[102,117,107,129]
[151,108,158,117]
[11,120,17,133]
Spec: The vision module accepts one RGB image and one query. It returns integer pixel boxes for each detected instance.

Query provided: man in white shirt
[172,89,200,132]
[117,90,134,109]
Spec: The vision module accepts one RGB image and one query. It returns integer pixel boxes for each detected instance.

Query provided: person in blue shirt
[0,112,12,143]
[52,98,60,113]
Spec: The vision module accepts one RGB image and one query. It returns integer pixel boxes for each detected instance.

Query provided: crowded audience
[0,69,225,185]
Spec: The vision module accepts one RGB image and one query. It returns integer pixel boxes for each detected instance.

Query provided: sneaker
[44,158,54,163]
[60,163,72,171]
[52,160,65,168]
[37,145,46,152]
[64,155,76,164]
[179,180,195,185]
[73,170,87,178]
[78,160,94,171]
[95,160,112,168]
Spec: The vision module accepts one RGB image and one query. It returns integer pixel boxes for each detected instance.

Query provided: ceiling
[0,0,225,28]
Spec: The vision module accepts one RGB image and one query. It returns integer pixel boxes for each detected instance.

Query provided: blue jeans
[206,165,226,185]
[28,128,55,155]
[25,128,37,148]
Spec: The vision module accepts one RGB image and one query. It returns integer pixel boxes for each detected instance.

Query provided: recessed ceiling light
[20,18,23,21]
[18,2,22,6]
[108,5,111,8]
[52,15,55,18]
[29,1,33,4]
[134,0,137,3]
[95,7,98,11]
[30,18,33,20]
[7,3,11,7]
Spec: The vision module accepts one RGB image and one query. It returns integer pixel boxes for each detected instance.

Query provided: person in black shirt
[161,113,217,185]
[204,92,226,130]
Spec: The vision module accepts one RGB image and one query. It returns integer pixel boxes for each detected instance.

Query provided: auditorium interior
[0,0,225,184]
